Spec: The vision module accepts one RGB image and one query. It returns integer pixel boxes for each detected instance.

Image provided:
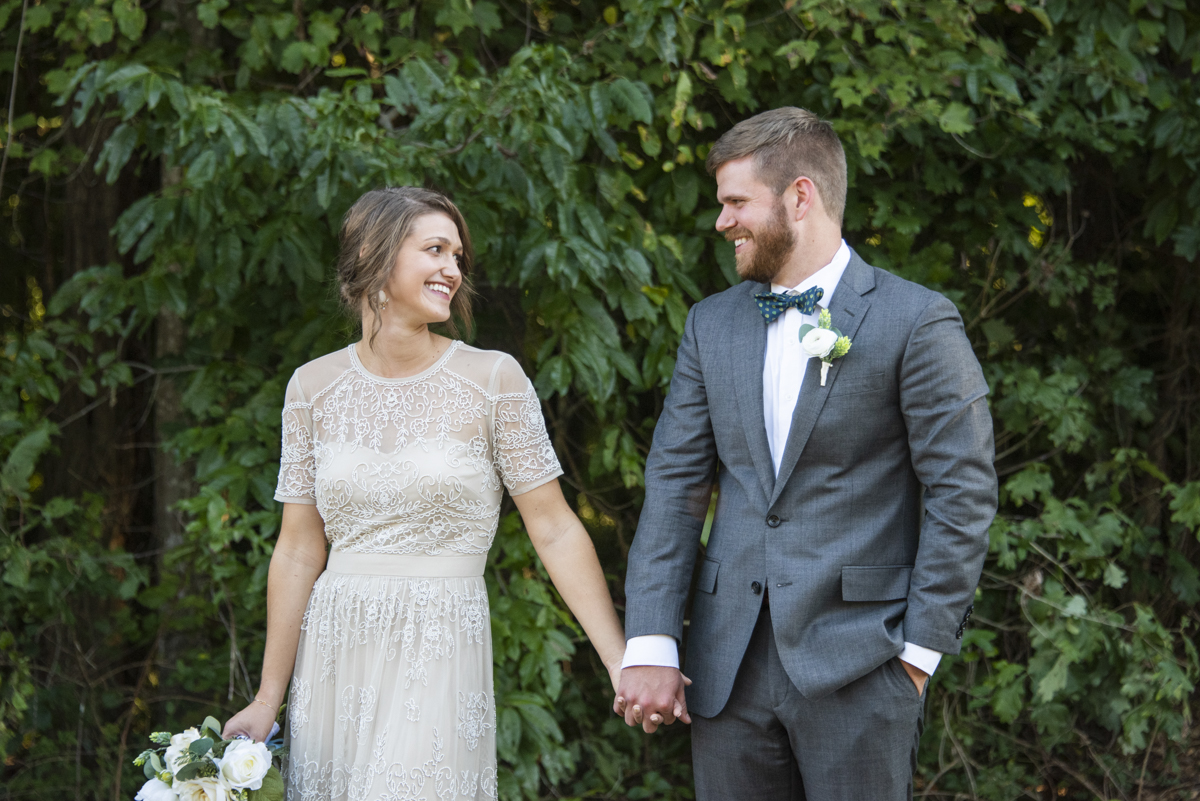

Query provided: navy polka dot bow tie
[754,287,824,323]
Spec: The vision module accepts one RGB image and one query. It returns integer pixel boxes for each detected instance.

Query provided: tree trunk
[153,162,192,555]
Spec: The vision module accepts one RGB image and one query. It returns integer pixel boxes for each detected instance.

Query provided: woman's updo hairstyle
[336,187,476,345]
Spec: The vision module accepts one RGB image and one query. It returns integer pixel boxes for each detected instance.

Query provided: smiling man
[615,107,998,800]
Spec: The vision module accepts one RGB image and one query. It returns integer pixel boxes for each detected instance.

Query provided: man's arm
[900,295,998,656]
[619,305,718,731]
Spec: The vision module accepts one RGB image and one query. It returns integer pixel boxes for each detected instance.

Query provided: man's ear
[790,176,823,222]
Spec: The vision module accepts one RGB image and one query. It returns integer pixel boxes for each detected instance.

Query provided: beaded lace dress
[273,341,562,801]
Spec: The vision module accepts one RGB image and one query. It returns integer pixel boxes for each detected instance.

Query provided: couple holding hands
[222,106,997,801]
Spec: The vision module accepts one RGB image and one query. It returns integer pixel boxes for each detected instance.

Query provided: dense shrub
[2,1,1198,798]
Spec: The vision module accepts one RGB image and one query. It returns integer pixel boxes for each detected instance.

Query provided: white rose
[175,777,229,801]
[217,739,273,791]
[135,778,179,801]
[801,328,839,359]
[164,728,203,773]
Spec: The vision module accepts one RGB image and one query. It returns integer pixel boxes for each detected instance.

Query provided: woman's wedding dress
[274,341,562,801]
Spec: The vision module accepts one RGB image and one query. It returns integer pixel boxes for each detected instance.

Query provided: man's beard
[729,199,796,284]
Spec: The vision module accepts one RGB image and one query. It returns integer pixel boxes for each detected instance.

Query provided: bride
[222,187,626,800]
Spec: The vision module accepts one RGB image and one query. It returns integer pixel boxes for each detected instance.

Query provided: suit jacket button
[766,515,781,528]
[751,581,763,595]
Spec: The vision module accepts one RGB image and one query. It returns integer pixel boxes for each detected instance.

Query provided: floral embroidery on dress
[339,686,377,741]
[274,343,562,556]
[300,575,489,685]
[285,727,389,801]
[404,699,420,722]
[289,678,312,735]
[455,693,493,752]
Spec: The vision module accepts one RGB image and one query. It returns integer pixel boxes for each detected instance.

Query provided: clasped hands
[613,661,928,734]
[613,666,692,734]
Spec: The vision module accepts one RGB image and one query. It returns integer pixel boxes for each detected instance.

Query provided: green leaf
[609,78,652,124]
[248,766,284,801]
[670,72,692,129]
[114,0,147,40]
[24,3,53,32]
[937,102,974,134]
[435,0,475,35]
[637,125,661,158]
[576,204,607,248]
[775,39,819,69]
[187,150,218,188]
[1029,7,1053,35]
[188,738,214,756]
[1035,652,1072,702]
[116,196,156,254]
[95,124,139,185]
[197,0,229,29]
[988,70,1022,101]
[474,1,502,36]
[622,248,652,284]
[202,716,223,738]
[2,425,53,498]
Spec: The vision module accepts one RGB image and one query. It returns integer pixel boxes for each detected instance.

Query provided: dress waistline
[325,551,487,578]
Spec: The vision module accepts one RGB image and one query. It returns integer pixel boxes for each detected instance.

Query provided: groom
[616,107,997,800]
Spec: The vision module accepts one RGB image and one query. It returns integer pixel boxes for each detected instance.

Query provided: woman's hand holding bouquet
[133,715,284,801]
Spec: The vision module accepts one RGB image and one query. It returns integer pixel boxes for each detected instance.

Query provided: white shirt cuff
[621,635,679,669]
[899,642,942,675]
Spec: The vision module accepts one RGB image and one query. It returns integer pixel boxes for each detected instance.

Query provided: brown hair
[705,107,848,226]
[336,187,476,345]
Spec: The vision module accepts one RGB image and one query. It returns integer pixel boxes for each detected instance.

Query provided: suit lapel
[731,283,775,500]
[769,253,875,508]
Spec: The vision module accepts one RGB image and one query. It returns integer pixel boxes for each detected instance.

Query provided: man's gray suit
[624,249,997,796]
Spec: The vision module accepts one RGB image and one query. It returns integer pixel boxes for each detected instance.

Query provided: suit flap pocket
[697,558,720,594]
[841,565,913,602]
[830,371,884,397]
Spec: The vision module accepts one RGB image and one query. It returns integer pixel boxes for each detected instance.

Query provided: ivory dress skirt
[284,553,496,801]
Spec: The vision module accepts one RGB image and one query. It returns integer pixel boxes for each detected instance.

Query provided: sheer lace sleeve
[488,356,563,496]
[274,371,317,504]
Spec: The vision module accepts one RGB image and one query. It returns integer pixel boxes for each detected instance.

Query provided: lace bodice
[274,342,563,555]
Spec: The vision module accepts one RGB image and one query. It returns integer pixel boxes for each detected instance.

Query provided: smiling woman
[335,187,477,353]
[217,187,627,800]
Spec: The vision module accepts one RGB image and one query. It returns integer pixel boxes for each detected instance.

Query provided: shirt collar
[770,239,851,308]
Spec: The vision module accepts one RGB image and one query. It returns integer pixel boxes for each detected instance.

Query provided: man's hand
[614,666,692,733]
[899,659,929,696]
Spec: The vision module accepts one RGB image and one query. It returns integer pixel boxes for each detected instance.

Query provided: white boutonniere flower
[799,308,852,386]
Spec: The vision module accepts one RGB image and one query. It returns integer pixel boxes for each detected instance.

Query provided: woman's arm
[511,480,626,692]
[222,503,328,741]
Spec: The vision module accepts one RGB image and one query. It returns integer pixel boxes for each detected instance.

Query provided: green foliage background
[2,0,1200,798]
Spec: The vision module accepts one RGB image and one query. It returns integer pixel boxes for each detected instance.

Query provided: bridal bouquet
[132,715,284,801]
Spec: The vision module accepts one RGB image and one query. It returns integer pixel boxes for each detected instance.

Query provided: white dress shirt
[623,240,942,677]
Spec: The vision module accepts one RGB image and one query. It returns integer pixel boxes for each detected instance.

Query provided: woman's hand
[221,701,278,743]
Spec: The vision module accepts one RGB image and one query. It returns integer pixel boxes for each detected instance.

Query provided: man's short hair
[706,107,848,226]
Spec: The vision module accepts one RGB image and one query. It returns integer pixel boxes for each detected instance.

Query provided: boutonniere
[799,308,852,386]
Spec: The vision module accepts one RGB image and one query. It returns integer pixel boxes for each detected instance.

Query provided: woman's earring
[378,290,388,311]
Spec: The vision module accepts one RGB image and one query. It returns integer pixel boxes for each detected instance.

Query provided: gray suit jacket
[624,249,997,717]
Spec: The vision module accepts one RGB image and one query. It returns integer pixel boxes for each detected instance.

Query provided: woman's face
[380,212,464,326]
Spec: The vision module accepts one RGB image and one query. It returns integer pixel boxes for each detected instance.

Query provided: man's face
[714,156,796,284]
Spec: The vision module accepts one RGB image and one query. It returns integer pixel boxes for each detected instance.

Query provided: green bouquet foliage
[2,0,1199,799]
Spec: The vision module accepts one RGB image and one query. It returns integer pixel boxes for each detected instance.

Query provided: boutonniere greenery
[799,308,852,387]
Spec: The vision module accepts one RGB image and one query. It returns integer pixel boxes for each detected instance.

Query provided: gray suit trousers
[692,599,926,801]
